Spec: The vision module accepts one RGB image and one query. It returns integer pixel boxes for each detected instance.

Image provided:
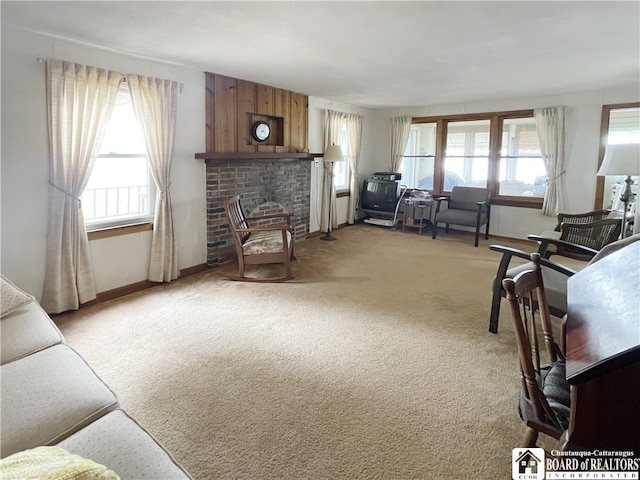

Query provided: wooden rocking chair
[223,195,295,282]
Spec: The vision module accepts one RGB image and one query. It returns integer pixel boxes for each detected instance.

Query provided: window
[400,123,436,189]
[499,117,546,198]
[82,86,153,229]
[401,110,545,207]
[333,121,349,191]
[444,120,490,189]
[597,104,640,210]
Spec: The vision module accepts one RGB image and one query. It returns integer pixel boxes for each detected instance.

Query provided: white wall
[307,97,375,232]
[370,89,640,239]
[1,25,207,298]
[2,25,638,299]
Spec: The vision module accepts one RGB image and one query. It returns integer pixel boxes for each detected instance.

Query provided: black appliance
[360,178,401,213]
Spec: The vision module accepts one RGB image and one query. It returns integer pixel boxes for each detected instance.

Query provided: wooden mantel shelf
[195,152,323,161]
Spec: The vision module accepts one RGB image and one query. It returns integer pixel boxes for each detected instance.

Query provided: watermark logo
[513,448,545,480]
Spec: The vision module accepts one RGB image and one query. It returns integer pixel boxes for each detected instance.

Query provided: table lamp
[597,143,640,237]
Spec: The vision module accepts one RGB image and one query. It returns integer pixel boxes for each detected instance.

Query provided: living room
[1,2,639,299]
[1,2,639,479]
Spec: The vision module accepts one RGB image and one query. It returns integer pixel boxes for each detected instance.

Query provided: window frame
[408,109,543,208]
[594,102,640,210]
[83,84,155,232]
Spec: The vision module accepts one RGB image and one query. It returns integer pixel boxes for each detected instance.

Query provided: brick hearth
[205,159,311,266]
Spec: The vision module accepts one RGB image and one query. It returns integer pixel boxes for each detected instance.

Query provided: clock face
[253,121,270,142]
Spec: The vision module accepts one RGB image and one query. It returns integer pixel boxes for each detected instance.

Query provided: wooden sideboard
[563,241,640,451]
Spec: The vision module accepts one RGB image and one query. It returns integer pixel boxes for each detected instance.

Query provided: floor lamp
[597,143,640,238]
[321,144,345,241]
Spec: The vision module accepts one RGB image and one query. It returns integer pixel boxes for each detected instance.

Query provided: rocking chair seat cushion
[540,360,571,429]
[518,360,571,431]
[243,230,292,255]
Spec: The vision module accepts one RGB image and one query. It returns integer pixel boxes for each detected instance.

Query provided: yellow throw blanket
[0,446,120,480]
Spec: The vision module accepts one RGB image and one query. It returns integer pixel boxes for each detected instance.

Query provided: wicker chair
[550,218,622,261]
[553,209,611,231]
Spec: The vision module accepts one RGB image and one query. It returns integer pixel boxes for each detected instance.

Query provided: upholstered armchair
[431,186,491,247]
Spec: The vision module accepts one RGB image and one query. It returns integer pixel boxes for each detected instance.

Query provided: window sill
[490,198,543,209]
[336,190,351,198]
[87,222,153,241]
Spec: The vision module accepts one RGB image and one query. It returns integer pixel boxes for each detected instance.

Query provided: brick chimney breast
[206,158,311,266]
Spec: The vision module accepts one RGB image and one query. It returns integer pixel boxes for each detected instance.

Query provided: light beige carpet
[56,225,566,479]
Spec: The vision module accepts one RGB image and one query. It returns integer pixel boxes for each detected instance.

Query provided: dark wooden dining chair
[223,195,295,282]
[502,253,571,447]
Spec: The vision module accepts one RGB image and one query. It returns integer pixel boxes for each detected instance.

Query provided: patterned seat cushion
[1,344,118,457]
[540,360,571,430]
[58,410,191,479]
[1,301,63,365]
[243,230,291,255]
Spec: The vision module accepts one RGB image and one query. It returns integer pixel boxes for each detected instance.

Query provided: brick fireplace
[205,157,312,266]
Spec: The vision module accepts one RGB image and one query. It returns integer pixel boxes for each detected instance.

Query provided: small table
[402,201,434,235]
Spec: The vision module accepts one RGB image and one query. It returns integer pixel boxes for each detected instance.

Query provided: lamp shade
[323,144,345,163]
[597,143,640,176]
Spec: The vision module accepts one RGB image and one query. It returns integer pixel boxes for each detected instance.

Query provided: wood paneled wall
[205,72,308,154]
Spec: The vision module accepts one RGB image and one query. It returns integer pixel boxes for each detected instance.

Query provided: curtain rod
[36,58,187,91]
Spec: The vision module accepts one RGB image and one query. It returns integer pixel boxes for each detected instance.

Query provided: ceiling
[2,1,639,109]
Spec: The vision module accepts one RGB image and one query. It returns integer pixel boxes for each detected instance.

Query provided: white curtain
[535,107,566,216]
[345,113,363,224]
[42,60,122,314]
[322,110,344,232]
[127,75,181,282]
[390,116,412,172]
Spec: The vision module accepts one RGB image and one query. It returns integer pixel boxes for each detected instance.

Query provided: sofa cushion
[1,344,118,457]
[58,409,191,480]
[1,300,64,365]
[0,446,120,480]
[0,275,34,318]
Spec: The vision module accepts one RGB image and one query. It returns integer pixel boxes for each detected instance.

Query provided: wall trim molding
[78,263,209,309]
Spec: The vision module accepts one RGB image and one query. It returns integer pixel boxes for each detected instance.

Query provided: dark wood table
[563,241,640,451]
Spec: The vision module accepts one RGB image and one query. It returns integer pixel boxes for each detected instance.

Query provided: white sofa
[0,276,191,479]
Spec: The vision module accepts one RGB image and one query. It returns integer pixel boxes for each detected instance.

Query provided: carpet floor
[56,225,565,479]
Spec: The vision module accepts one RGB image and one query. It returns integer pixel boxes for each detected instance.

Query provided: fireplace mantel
[195,152,323,162]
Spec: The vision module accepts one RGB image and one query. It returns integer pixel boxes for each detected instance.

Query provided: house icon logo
[512,448,545,480]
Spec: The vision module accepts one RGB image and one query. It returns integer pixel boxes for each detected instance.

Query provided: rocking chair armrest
[526,235,599,260]
[236,225,291,233]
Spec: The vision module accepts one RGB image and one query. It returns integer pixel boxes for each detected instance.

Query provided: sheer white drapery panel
[42,60,122,314]
[390,116,412,173]
[535,106,567,216]
[322,110,343,232]
[127,75,181,282]
[345,113,363,224]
